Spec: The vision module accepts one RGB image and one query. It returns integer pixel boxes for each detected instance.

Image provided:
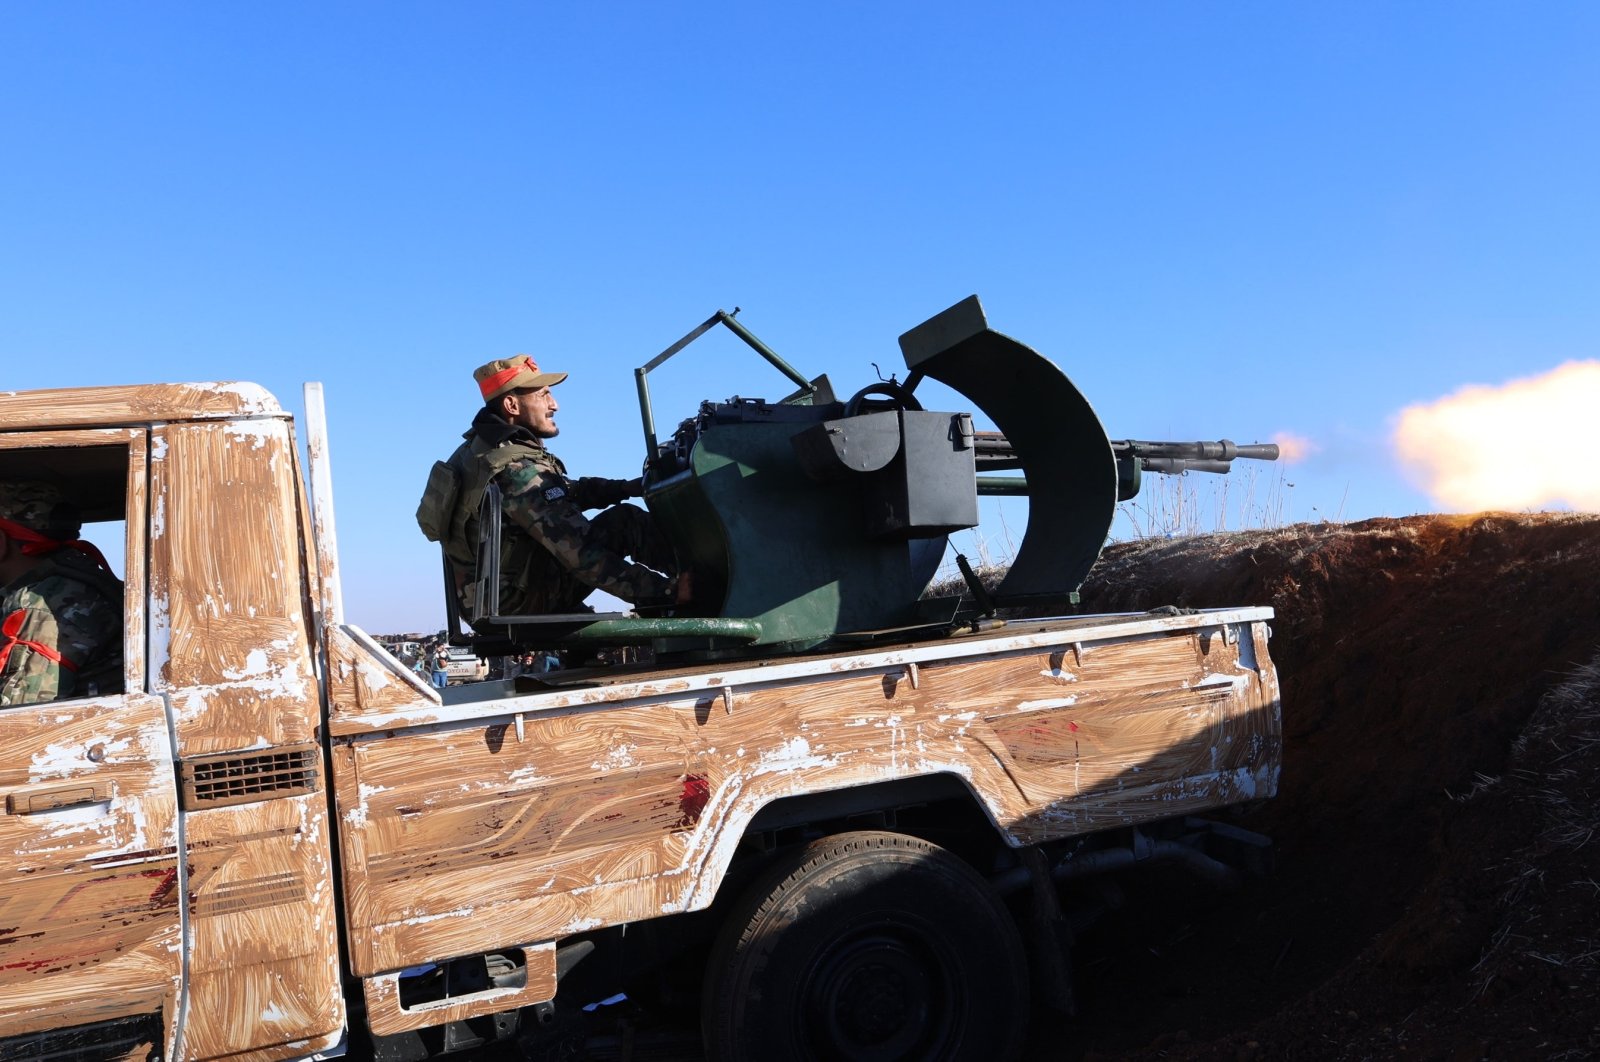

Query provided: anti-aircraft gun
[464,295,1278,655]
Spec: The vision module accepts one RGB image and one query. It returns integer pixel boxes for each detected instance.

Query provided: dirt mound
[1063,513,1600,1060]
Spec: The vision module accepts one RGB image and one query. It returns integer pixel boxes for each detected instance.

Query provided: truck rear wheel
[702,830,1028,1061]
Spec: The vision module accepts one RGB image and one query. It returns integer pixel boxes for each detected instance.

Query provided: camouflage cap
[474,355,568,404]
[0,481,81,540]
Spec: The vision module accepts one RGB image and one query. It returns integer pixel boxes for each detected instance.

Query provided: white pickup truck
[439,646,488,685]
[0,298,1282,1062]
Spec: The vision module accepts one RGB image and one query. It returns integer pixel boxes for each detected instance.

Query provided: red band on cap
[478,357,541,399]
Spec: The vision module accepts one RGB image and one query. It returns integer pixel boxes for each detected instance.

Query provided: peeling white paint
[171,637,313,723]
[755,736,837,773]
[387,907,473,929]
[31,739,100,778]
[205,381,283,413]
[1191,670,1249,691]
[1016,696,1078,713]
[147,590,172,689]
[221,420,278,450]
[355,658,393,690]
[592,743,638,770]
[222,648,273,680]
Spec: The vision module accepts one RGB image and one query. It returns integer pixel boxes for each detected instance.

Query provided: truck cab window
[0,445,129,708]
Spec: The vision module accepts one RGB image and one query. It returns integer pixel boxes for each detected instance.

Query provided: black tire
[701,831,1029,1062]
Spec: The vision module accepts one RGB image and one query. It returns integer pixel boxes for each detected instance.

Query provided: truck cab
[0,383,344,1060]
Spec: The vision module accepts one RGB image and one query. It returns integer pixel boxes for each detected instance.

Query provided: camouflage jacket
[0,549,123,706]
[458,410,674,615]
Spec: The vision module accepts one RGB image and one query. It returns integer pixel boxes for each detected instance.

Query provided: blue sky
[4,3,1597,633]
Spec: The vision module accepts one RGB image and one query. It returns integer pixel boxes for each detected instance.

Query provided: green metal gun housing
[617,295,1278,653]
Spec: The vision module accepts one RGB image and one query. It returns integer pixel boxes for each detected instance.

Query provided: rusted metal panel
[331,614,1279,980]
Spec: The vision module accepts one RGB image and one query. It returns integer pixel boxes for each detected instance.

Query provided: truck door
[0,429,184,1060]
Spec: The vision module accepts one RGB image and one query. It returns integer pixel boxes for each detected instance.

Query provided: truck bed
[322,607,1280,1030]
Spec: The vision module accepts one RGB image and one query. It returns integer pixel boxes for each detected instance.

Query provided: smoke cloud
[1393,360,1600,511]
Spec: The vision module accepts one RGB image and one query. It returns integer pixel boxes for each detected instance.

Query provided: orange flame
[1393,361,1600,511]
[1272,431,1315,464]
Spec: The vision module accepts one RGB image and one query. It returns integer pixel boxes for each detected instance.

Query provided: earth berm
[1061,512,1600,1061]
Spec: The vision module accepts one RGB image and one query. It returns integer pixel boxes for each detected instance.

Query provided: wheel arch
[686,771,1018,912]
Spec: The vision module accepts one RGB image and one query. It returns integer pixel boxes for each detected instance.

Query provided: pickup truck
[438,647,488,685]
[0,303,1281,1062]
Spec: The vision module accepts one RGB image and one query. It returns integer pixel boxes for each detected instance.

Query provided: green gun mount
[634,296,1107,653]
[465,296,1277,657]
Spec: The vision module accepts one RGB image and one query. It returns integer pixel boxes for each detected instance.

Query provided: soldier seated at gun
[0,482,123,706]
[418,354,691,621]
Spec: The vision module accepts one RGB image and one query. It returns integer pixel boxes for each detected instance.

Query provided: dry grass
[929,463,1303,597]
[1116,462,1300,540]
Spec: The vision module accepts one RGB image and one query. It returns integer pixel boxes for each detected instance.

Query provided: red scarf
[0,607,77,672]
[0,516,112,574]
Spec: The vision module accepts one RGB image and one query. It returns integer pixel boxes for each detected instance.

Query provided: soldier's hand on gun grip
[574,476,637,509]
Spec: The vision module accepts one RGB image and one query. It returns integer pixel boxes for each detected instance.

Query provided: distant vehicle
[440,645,487,684]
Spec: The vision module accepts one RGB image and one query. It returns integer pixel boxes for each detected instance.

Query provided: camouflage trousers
[514,503,677,615]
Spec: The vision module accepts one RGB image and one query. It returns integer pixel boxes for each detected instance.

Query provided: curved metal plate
[902,318,1116,601]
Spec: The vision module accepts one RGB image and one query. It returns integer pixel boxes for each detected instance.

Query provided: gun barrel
[972,432,1280,473]
[1112,439,1280,463]
[1141,458,1234,475]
